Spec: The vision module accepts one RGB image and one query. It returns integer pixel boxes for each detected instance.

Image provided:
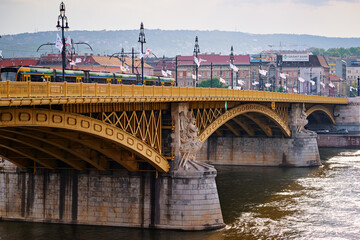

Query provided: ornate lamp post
[193,36,200,87]
[138,22,146,85]
[56,2,69,81]
[230,46,234,89]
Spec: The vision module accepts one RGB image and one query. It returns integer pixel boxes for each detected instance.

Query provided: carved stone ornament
[178,111,203,169]
[289,104,315,136]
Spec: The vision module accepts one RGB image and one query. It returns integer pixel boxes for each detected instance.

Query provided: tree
[198,78,227,88]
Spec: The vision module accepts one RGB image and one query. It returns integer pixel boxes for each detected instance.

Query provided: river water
[1,148,360,240]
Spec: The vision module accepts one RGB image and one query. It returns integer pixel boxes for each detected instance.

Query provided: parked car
[336,129,349,134]
[316,129,329,134]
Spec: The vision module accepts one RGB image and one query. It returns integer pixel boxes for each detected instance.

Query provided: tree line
[311,47,360,58]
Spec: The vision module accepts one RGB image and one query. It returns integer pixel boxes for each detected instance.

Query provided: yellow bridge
[0,81,348,173]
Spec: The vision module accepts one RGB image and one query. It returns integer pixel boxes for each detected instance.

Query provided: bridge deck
[0,81,348,106]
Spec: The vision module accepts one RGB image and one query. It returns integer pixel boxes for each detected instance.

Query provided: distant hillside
[1,30,360,58]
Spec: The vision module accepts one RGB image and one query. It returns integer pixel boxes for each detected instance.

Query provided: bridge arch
[0,108,169,172]
[198,103,291,142]
[306,105,335,124]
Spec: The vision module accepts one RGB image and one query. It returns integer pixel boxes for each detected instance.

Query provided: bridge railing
[0,81,348,104]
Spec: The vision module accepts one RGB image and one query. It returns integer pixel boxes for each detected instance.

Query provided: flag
[139,52,144,59]
[265,83,272,88]
[166,70,172,76]
[259,69,267,76]
[298,77,305,83]
[75,58,82,64]
[329,83,335,88]
[320,82,325,88]
[161,70,168,77]
[230,63,239,72]
[350,86,358,91]
[145,49,152,56]
[55,33,63,52]
[293,88,298,93]
[120,65,127,72]
[192,74,196,80]
[310,80,315,86]
[252,81,259,86]
[194,56,200,67]
[279,72,287,79]
[220,77,226,83]
[66,35,72,55]
[238,80,245,85]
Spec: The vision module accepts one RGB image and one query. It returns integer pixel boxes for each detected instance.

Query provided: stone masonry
[197,135,320,167]
[0,164,224,230]
[334,97,360,132]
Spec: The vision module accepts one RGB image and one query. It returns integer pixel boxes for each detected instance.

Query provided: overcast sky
[1,0,360,37]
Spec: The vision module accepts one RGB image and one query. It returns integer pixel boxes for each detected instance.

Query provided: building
[335,59,347,80]
[276,53,330,94]
[345,58,360,86]
[176,54,250,88]
[330,75,346,97]
[325,56,340,76]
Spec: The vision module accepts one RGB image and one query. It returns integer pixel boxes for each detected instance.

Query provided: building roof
[0,58,39,68]
[330,75,343,82]
[316,55,329,68]
[177,54,250,66]
[91,56,153,69]
[345,58,360,67]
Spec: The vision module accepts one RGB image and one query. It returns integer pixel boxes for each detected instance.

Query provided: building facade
[176,54,250,88]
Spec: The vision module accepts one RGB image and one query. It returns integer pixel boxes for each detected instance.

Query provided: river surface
[1,148,360,240]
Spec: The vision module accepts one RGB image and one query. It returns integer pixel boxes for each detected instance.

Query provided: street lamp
[193,36,200,87]
[56,1,69,82]
[230,46,234,89]
[138,22,146,85]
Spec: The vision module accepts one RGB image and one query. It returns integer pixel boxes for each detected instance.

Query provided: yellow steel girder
[305,105,335,124]
[198,103,291,142]
[0,108,169,172]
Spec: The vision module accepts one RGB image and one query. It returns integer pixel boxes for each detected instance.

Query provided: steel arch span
[305,105,335,124]
[198,103,291,142]
[0,108,169,172]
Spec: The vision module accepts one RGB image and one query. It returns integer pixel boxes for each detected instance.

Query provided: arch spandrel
[305,105,335,124]
[0,108,169,172]
[198,104,291,142]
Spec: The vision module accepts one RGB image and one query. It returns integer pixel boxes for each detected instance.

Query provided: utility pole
[210,62,213,88]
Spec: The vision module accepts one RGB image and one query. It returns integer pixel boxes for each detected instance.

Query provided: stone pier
[0,163,224,230]
[197,134,320,167]
[334,97,360,132]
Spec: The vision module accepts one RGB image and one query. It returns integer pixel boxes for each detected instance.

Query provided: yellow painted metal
[224,122,241,136]
[0,131,86,170]
[232,117,255,137]
[30,127,139,171]
[198,103,291,142]
[0,81,348,107]
[243,113,273,137]
[102,109,162,153]
[306,105,336,124]
[0,108,170,172]
[0,128,109,170]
